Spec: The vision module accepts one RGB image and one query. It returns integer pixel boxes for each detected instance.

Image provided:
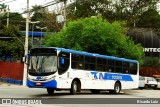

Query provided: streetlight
[36,26,47,46]
[30,21,40,47]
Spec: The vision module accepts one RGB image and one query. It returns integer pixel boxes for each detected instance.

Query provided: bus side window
[122,62,129,74]
[58,52,70,75]
[115,61,122,73]
[71,54,84,70]
[84,56,96,71]
[108,59,115,72]
[129,63,137,75]
[96,58,107,72]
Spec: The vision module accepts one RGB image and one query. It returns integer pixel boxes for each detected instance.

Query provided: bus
[27,47,139,95]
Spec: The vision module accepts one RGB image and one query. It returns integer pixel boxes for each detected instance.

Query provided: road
[0,83,160,107]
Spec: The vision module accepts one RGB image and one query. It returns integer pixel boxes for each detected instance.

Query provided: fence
[0,62,24,84]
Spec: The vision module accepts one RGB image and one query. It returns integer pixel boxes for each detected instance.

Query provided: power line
[0,0,5,2]
[22,0,62,14]
[1,0,16,4]
[0,0,62,22]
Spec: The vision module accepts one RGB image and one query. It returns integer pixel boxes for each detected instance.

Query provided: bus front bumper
[27,80,57,88]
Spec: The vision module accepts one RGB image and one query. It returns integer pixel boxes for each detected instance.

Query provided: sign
[143,48,160,53]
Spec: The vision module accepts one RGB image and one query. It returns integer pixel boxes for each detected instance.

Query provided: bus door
[57,52,70,88]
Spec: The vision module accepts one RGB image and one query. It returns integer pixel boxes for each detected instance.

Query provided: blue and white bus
[27,47,139,95]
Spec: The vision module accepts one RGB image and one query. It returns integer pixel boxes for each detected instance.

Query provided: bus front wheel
[47,88,54,95]
[70,81,78,95]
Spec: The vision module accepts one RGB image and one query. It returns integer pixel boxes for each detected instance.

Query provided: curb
[0,77,23,85]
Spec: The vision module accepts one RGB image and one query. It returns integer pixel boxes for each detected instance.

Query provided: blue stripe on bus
[91,72,133,81]
[27,80,57,88]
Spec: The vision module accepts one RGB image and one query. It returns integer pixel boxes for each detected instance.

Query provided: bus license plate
[36,82,41,85]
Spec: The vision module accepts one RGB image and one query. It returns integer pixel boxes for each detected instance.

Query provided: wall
[140,66,160,77]
[0,62,24,84]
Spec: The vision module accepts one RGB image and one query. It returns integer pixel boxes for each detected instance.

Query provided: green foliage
[67,0,159,28]
[137,9,160,29]
[143,57,160,66]
[31,5,62,32]
[0,12,25,30]
[44,17,143,63]
[0,25,24,59]
[0,3,7,12]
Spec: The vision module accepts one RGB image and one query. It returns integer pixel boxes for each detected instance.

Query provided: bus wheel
[90,89,100,94]
[70,81,78,95]
[109,82,121,94]
[144,84,148,89]
[47,88,54,95]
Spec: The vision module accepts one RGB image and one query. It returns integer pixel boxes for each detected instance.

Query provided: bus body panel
[27,47,139,93]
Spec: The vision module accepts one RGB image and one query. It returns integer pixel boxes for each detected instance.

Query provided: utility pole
[63,0,67,27]
[23,0,29,86]
[7,5,9,28]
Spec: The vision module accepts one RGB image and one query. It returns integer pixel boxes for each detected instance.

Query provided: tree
[67,0,159,27]
[0,25,24,60]
[0,3,7,12]
[0,12,25,30]
[44,17,143,64]
[67,0,114,20]
[31,5,63,32]
[137,9,160,29]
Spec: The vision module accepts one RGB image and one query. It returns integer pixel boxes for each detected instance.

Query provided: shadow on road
[31,90,129,98]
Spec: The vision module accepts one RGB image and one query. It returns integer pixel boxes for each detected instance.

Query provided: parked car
[155,78,160,89]
[139,76,158,89]
[138,76,145,89]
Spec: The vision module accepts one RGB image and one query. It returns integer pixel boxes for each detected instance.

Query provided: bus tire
[70,81,78,95]
[47,88,54,95]
[109,82,121,94]
[90,89,100,94]
[144,84,148,89]
[154,85,157,90]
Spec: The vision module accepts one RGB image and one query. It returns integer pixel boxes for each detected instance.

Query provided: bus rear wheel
[70,81,78,95]
[109,82,121,94]
[90,89,100,94]
[47,88,54,95]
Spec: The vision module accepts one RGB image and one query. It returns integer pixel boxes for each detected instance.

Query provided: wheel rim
[115,85,120,93]
[74,83,77,92]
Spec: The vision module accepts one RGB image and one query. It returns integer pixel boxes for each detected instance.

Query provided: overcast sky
[1,0,53,13]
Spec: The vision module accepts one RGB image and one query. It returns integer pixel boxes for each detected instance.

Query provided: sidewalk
[0,81,21,86]
[0,78,23,85]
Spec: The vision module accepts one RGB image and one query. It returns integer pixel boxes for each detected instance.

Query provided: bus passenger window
[71,54,84,70]
[123,68,129,74]
[107,66,114,72]
[129,63,137,75]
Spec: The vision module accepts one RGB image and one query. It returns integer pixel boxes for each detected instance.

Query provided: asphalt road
[0,83,160,107]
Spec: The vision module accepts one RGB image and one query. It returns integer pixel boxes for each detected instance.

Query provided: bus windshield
[29,55,57,74]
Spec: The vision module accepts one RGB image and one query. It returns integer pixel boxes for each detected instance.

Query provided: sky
[0,0,53,13]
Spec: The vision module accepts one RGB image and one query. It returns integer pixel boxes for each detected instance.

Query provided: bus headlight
[27,76,32,80]
[46,76,56,81]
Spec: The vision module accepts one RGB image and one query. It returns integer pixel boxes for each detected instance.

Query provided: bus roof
[57,47,138,63]
[32,47,138,63]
